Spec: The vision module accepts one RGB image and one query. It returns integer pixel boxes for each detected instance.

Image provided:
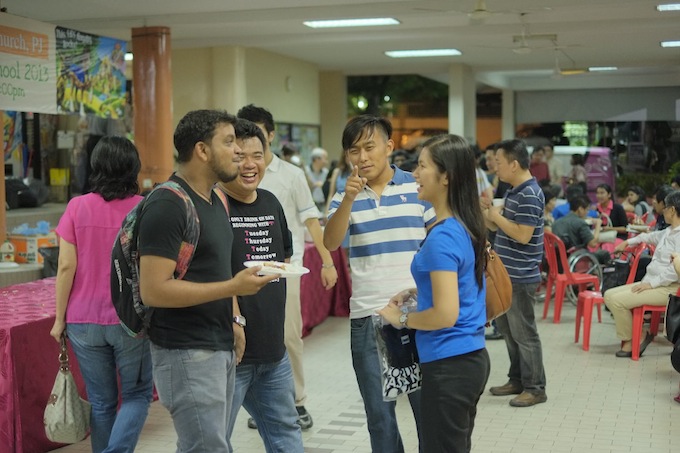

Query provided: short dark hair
[281,144,298,157]
[565,183,585,201]
[496,139,529,170]
[89,136,140,201]
[342,115,392,151]
[237,104,275,134]
[234,118,266,150]
[485,142,500,152]
[569,194,591,212]
[543,186,557,205]
[173,110,237,163]
[597,183,612,195]
[655,184,675,204]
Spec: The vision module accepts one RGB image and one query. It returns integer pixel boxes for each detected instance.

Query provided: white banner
[0,14,127,118]
[0,13,57,114]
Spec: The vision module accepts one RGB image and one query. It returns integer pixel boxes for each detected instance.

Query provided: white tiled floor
[55,300,679,453]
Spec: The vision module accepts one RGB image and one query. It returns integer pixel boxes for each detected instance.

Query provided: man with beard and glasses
[137,110,279,452]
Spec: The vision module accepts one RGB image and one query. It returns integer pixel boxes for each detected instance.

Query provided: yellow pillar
[131,27,174,188]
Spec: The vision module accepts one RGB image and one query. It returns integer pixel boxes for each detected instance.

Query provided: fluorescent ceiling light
[588,66,617,71]
[657,4,680,11]
[660,40,680,47]
[303,18,399,28]
[385,49,462,58]
[560,68,588,76]
[124,52,133,61]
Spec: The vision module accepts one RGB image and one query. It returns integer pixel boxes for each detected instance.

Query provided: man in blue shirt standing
[485,139,548,407]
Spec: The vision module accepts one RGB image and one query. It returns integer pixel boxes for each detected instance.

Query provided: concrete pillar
[502,89,516,139]
[448,64,476,144]
[319,71,347,159]
[131,26,174,188]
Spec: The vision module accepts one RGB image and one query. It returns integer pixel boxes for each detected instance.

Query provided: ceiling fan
[551,50,588,79]
[509,14,581,55]
[413,0,510,24]
[467,0,500,22]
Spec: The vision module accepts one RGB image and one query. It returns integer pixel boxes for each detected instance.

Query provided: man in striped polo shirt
[485,139,548,407]
[325,115,434,453]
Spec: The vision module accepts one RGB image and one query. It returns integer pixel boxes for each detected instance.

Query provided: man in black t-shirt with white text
[220,119,303,452]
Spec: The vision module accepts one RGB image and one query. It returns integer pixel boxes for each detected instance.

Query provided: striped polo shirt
[328,166,435,319]
[494,177,544,284]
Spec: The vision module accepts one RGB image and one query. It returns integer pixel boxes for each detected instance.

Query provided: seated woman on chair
[595,183,627,254]
[604,191,680,358]
[623,185,654,225]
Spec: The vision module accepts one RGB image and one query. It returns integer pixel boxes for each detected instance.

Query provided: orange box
[8,232,58,264]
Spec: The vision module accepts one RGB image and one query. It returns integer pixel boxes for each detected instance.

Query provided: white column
[448,64,476,144]
[501,89,516,139]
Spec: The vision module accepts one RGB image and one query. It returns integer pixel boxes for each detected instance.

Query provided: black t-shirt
[599,202,628,240]
[138,175,234,350]
[228,189,293,364]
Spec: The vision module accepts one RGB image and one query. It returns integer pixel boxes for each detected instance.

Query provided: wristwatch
[233,315,247,328]
[399,312,409,328]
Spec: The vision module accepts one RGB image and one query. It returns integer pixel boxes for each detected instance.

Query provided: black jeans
[420,348,490,453]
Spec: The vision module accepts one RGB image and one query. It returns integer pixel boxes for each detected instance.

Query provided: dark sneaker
[247,417,257,429]
[489,381,523,396]
[509,391,547,407]
[296,406,313,430]
[485,331,504,340]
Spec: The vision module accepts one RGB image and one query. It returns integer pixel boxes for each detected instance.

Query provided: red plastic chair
[575,243,648,351]
[630,279,671,361]
[543,231,601,323]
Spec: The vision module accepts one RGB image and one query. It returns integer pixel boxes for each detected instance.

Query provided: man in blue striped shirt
[325,115,434,453]
[485,139,548,408]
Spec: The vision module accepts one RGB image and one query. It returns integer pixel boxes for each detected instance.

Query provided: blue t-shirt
[411,217,486,364]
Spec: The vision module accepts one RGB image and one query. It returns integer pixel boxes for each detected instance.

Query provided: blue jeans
[494,282,546,392]
[67,323,153,453]
[227,352,302,453]
[151,344,236,453]
[351,317,423,453]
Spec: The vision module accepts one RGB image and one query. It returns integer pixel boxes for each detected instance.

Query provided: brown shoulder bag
[485,242,512,322]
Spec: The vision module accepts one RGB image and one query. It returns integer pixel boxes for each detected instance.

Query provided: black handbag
[665,293,680,345]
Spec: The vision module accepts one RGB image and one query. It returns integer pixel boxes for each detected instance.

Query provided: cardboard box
[8,232,58,264]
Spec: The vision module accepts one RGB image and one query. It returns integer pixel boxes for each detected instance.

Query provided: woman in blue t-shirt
[379,134,490,453]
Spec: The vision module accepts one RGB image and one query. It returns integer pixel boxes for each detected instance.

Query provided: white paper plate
[243,261,310,278]
[626,224,649,233]
[0,262,20,269]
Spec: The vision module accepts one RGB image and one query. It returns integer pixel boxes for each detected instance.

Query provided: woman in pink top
[49,136,151,453]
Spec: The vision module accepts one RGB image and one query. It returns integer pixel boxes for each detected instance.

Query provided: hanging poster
[0,13,126,118]
[55,27,126,118]
[2,110,23,177]
[0,13,56,114]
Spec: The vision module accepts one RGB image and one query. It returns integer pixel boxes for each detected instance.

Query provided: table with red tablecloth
[300,243,351,337]
[0,278,87,453]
